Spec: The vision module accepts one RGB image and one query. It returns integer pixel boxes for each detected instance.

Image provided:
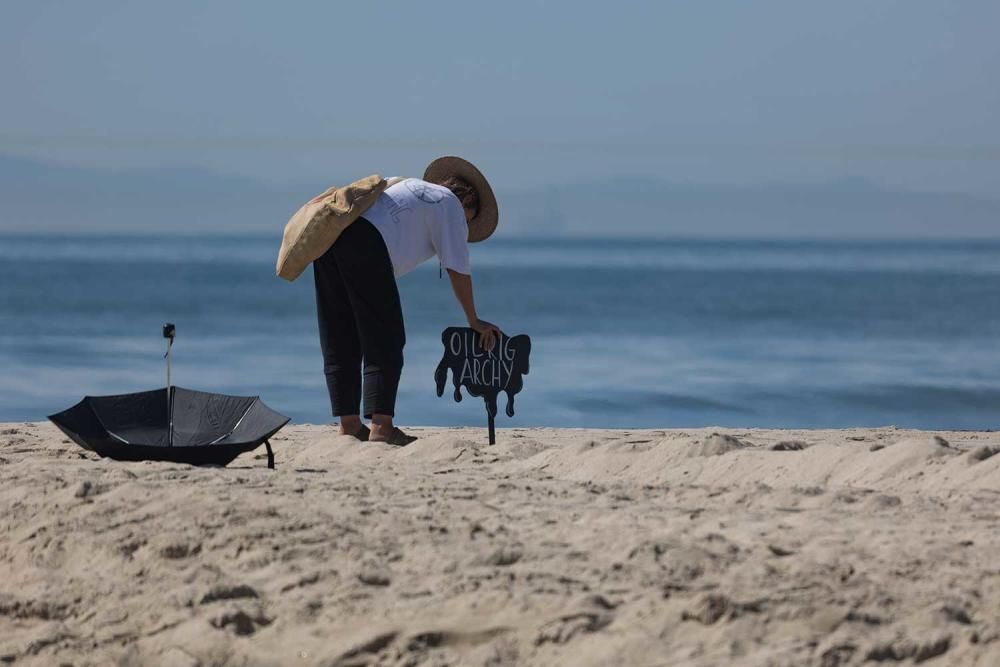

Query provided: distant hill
[1,153,997,238]
[0,153,316,235]
[500,176,1000,239]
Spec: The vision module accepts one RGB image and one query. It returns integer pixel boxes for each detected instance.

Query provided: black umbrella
[48,324,289,468]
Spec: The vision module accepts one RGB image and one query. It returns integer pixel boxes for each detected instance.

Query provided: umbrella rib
[82,401,132,446]
[106,430,130,445]
[205,402,255,446]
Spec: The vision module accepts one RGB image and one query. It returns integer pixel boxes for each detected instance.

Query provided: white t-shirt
[360,178,471,278]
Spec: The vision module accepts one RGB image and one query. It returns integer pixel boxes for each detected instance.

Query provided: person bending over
[313,156,501,445]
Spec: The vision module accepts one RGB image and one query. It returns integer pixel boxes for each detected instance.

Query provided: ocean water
[2,234,999,430]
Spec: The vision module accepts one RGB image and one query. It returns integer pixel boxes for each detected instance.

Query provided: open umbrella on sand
[48,324,289,468]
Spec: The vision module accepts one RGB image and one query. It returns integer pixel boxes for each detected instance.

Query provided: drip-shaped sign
[434,327,531,444]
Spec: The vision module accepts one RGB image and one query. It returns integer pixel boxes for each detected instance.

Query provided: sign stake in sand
[434,327,531,444]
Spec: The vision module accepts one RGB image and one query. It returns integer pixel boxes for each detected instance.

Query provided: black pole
[163,323,176,447]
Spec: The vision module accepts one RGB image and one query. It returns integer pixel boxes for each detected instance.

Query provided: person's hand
[471,319,502,353]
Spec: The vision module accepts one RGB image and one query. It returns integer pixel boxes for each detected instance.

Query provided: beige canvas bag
[275,174,388,282]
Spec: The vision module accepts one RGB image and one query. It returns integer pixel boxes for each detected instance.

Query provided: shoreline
[2,423,999,665]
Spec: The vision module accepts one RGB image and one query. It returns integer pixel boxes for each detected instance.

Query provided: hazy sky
[2,1,998,195]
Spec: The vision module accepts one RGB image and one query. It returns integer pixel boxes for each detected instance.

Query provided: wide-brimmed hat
[423,156,498,243]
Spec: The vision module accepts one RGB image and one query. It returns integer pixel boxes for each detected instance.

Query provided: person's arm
[447,268,501,352]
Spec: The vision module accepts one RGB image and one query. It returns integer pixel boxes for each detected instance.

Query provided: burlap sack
[275,174,388,282]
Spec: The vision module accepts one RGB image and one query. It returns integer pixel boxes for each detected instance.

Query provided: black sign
[435,327,531,444]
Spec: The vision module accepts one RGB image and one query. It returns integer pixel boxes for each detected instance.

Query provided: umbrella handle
[265,440,275,469]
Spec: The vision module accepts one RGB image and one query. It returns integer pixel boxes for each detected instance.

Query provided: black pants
[313,218,405,419]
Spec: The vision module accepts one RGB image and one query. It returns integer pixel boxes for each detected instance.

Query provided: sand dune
[2,423,999,666]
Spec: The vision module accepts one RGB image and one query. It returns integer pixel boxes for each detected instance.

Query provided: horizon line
[3,230,1000,244]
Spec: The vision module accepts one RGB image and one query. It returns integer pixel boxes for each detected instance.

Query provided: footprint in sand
[681,593,763,625]
[691,433,751,457]
[535,595,618,645]
[209,607,273,636]
[200,584,259,604]
[968,445,999,463]
[771,440,808,451]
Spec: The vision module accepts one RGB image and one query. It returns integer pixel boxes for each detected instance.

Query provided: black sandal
[369,427,417,446]
[346,424,370,442]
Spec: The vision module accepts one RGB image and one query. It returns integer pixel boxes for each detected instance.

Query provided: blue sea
[2,235,999,430]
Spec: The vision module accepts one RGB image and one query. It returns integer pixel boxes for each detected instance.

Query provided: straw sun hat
[423,156,498,243]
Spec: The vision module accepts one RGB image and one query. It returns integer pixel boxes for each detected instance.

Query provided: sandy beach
[2,423,999,666]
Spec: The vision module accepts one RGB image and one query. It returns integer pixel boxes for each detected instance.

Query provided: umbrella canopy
[49,386,289,468]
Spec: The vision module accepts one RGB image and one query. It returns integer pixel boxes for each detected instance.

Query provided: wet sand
[2,423,999,666]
